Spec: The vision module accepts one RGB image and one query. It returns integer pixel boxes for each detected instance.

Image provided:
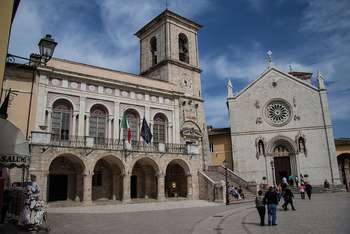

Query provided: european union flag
[141,117,152,144]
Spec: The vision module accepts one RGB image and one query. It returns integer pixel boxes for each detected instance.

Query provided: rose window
[265,101,291,125]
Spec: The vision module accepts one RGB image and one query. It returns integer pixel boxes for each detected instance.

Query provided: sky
[8,0,350,138]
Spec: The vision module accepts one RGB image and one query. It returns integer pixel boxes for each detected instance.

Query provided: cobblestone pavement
[2,193,348,234]
[192,192,350,234]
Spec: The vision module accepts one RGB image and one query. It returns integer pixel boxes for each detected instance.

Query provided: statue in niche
[298,137,306,154]
[256,138,265,159]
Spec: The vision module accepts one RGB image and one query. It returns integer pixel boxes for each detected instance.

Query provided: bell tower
[135,10,202,98]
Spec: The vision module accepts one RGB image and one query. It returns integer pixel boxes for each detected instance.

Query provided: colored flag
[121,113,132,144]
[140,117,152,144]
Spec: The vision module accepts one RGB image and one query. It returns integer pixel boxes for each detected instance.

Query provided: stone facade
[5,10,210,205]
[227,65,341,186]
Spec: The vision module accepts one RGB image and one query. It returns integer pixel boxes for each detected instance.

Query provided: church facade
[227,60,341,186]
[8,10,210,204]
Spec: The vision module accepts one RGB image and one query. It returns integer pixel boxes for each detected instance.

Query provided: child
[299,183,305,199]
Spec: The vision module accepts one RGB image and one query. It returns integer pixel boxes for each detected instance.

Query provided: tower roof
[135,9,202,38]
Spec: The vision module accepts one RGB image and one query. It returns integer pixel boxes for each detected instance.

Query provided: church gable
[228,66,326,132]
[233,67,318,100]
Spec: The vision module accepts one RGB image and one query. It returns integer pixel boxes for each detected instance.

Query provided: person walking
[299,183,305,199]
[264,186,279,226]
[295,176,299,187]
[282,187,296,211]
[255,190,265,226]
[305,182,312,200]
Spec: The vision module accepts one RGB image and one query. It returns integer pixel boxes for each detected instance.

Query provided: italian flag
[121,113,132,143]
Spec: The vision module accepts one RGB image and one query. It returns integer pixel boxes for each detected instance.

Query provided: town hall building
[4,10,211,204]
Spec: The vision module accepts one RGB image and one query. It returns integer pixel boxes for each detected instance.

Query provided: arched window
[123,110,139,142]
[150,37,157,66]
[153,113,167,143]
[51,99,73,140]
[178,33,189,63]
[89,105,108,141]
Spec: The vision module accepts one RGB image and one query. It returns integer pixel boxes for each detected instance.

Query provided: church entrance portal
[271,140,297,185]
[274,157,291,185]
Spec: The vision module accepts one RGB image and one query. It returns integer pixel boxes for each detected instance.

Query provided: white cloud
[9,0,212,72]
[204,95,229,128]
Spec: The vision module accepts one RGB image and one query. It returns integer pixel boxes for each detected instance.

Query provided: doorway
[274,157,291,185]
[48,174,68,201]
[130,175,137,198]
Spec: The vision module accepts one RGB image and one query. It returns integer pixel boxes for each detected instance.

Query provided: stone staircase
[200,166,257,204]
[290,185,345,194]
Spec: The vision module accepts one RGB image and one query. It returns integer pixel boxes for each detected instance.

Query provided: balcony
[30,132,198,155]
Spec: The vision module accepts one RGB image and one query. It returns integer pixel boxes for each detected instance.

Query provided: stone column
[157,173,165,201]
[75,174,82,202]
[108,117,112,139]
[78,97,86,136]
[35,75,49,131]
[112,173,118,200]
[85,114,90,136]
[113,101,120,139]
[46,110,52,132]
[186,174,193,199]
[41,171,49,202]
[122,174,130,203]
[72,113,78,136]
[83,172,92,204]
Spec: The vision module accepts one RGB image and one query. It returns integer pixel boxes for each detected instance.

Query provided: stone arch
[130,157,160,199]
[267,135,296,156]
[47,153,85,202]
[49,96,76,111]
[121,107,143,120]
[337,153,350,191]
[92,155,125,201]
[165,159,191,198]
[151,111,171,123]
[87,101,113,116]
[267,136,298,185]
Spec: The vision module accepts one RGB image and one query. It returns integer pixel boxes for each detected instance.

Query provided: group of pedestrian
[228,185,245,200]
[255,176,313,226]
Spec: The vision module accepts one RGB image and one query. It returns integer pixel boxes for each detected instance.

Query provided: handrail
[32,133,193,155]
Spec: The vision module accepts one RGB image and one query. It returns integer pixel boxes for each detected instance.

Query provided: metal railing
[46,134,191,154]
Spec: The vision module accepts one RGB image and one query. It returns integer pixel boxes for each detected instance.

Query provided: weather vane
[165,0,168,10]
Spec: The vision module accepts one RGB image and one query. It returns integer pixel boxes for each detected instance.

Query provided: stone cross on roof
[267,50,273,68]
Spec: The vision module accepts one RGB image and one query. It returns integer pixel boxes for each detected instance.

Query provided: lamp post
[7,34,57,66]
[270,160,276,186]
[5,34,57,140]
[223,159,229,205]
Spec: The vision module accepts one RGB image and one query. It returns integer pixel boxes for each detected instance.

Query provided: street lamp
[223,159,229,205]
[7,34,57,65]
[38,34,57,63]
[270,160,276,186]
